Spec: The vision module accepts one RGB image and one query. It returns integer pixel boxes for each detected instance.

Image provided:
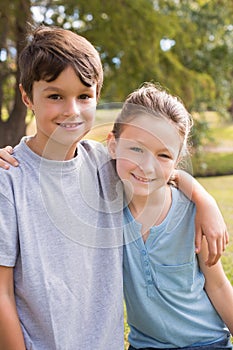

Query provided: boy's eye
[79,94,90,100]
[129,147,143,153]
[48,94,62,100]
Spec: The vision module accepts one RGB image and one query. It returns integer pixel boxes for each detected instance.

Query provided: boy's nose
[63,100,80,117]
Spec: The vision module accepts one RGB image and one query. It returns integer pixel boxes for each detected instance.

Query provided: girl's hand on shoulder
[0,146,18,169]
[195,196,229,267]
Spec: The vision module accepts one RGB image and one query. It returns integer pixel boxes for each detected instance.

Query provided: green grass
[191,112,233,177]
[192,152,233,177]
[197,175,233,283]
[211,124,233,146]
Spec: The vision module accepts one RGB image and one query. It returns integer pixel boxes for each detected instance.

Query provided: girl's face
[108,115,182,199]
[20,66,97,159]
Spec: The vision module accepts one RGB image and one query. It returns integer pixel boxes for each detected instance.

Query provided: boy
[0,25,124,350]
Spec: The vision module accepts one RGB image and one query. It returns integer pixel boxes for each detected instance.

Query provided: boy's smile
[20,66,97,160]
[56,121,84,130]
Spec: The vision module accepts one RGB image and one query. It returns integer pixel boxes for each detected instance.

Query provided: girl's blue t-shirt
[123,186,229,349]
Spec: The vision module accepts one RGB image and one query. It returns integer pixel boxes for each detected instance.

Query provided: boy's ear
[19,84,33,110]
[107,132,117,159]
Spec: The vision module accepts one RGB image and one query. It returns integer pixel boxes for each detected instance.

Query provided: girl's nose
[139,152,156,174]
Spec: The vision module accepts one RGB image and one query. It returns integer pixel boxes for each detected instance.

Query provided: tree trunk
[0,0,31,147]
[228,99,233,120]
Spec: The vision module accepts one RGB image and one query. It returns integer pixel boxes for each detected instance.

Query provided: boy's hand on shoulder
[0,146,18,169]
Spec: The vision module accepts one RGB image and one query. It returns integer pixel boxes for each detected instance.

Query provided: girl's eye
[159,153,171,159]
[130,147,143,153]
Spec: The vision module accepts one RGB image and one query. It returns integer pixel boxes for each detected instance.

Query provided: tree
[1,0,233,147]
[163,0,233,115]
[0,0,32,146]
[41,0,170,101]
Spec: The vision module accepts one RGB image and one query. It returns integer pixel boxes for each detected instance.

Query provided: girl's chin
[122,179,166,200]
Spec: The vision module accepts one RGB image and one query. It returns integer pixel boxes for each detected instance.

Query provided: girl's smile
[109,115,181,200]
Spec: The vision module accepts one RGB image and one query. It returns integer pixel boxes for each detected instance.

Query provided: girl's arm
[0,266,26,350]
[198,237,233,335]
[176,170,228,267]
[0,147,229,266]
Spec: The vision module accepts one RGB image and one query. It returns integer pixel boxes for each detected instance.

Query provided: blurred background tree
[0,0,233,147]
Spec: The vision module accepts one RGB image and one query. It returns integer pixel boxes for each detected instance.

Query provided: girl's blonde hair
[112,82,193,158]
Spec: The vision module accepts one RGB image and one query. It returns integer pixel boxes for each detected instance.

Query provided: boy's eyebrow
[43,87,64,92]
[43,85,96,93]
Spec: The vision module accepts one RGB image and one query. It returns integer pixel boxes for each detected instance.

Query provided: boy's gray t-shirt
[0,137,124,350]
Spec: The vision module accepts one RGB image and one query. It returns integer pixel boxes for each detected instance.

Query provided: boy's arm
[176,170,229,266]
[198,237,233,335]
[0,266,26,350]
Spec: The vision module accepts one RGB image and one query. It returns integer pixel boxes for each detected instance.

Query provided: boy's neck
[26,136,78,161]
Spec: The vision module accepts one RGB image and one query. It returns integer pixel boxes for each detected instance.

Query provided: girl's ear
[107,132,117,159]
[19,84,34,110]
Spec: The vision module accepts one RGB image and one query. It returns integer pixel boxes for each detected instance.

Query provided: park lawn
[192,152,233,177]
[207,124,233,149]
[197,175,233,284]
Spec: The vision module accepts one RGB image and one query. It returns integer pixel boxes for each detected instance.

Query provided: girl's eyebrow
[129,139,174,155]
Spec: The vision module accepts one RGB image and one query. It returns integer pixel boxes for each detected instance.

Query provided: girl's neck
[128,185,172,241]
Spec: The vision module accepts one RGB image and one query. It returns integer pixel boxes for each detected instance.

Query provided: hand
[0,146,19,169]
[195,197,229,267]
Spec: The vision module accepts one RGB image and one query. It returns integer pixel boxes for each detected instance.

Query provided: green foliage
[27,0,233,110]
[168,0,233,115]
[1,0,233,146]
[190,117,212,151]
[156,51,216,111]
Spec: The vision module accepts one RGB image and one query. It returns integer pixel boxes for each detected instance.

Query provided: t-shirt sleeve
[0,193,19,266]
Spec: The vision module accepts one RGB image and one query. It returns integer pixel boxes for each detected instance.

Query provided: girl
[107,83,233,349]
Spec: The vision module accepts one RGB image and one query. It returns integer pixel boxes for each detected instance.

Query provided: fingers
[224,229,229,246]
[0,148,19,169]
[4,146,13,154]
[195,227,203,254]
[204,230,228,267]
[205,239,221,267]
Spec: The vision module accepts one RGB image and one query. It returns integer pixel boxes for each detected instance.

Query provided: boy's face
[108,115,181,198]
[20,66,97,159]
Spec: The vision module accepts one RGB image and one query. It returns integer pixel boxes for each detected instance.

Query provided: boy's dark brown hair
[19,25,103,101]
